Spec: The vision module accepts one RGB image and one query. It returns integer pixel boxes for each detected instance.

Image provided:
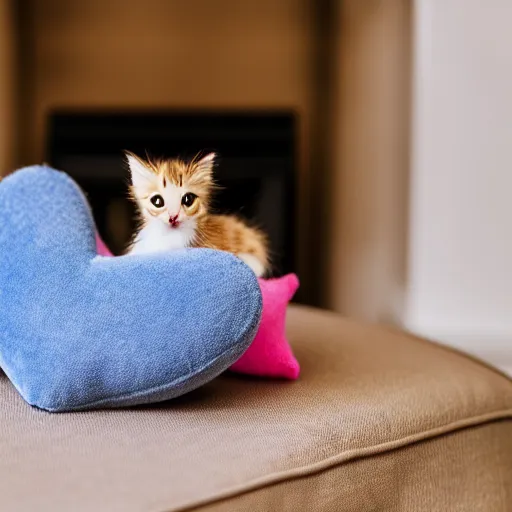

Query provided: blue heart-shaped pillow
[0,166,262,411]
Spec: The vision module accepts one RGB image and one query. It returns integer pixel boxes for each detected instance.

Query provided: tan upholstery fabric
[0,305,511,511]
[199,421,512,512]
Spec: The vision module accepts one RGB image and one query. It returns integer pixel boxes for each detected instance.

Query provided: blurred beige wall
[19,0,316,298]
[0,0,16,176]
[16,0,412,310]
[20,0,315,164]
[324,0,411,322]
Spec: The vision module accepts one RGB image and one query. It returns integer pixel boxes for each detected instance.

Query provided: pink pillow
[95,234,300,380]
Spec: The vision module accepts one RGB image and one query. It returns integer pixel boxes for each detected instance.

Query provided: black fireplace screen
[46,111,296,276]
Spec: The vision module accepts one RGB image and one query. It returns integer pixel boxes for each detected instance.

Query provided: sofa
[1,305,511,511]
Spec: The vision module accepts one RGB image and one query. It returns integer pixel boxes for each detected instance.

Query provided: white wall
[407,0,512,373]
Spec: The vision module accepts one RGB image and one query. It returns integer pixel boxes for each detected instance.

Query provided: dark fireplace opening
[46,111,297,277]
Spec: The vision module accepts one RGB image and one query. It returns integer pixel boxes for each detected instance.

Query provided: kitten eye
[181,192,197,208]
[150,194,165,208]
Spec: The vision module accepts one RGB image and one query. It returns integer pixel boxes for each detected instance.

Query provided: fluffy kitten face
[126,152,215,230]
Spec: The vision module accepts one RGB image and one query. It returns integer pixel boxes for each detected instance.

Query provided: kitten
[125,151,269,277]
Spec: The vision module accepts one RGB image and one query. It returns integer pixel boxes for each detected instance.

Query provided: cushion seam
[167,408,512,512]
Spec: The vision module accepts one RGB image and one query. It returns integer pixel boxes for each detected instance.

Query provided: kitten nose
[169,214,180,227]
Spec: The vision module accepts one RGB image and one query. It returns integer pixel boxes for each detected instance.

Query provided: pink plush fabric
[95,234,300,380]
[95,234,111,257]
[230,273,300,379]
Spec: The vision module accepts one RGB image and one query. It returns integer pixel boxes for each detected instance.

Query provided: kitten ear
[125,151,155,189]
[193,152,216,181]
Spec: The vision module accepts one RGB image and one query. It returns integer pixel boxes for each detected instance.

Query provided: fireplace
[46,111,297,276]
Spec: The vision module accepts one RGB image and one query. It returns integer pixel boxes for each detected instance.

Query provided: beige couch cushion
[0,305,511,511]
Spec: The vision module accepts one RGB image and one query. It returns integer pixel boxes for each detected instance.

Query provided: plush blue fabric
[0,166,262,412]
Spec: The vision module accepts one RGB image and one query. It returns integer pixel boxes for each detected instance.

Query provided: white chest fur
[129,219,197,255]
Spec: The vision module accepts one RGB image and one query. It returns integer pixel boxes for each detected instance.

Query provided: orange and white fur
[126,152,269,277]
